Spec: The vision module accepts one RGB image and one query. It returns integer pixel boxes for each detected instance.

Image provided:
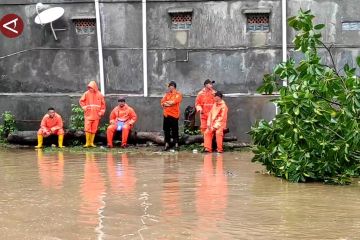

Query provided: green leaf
[356,56,360,68]
[314,24,325,30]
[294,107,300,115]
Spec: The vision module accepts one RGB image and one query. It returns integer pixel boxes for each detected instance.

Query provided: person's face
[48,110,55,118]
[118,101,125,107]
[88,87,95,93]
[205,83,213,90]
[168,85,175,92]
[215,96,222,102]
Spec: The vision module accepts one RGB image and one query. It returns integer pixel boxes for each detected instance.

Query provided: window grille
[342,21,360,31]
[72,18,96,35]
[246,13,270,32]
[169,12,192,30]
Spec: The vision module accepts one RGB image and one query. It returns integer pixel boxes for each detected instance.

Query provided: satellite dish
[34,4,66,40]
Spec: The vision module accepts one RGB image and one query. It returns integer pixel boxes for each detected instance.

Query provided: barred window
[342,21,360,31]
[72,18,96,35]
[169,11,192,30]
[246,13,270,32]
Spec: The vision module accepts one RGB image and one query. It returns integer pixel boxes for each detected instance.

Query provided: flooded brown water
[0,149,359,240]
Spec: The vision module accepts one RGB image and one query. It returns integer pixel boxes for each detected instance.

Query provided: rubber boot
[90,133,96,148]
[58,134,65,148]
[83,132,91,148]
[35,135,43,149]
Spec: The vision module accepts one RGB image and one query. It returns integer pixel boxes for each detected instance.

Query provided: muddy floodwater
[0,149,359,240]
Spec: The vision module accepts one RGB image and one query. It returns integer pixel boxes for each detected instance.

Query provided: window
[243,9,271,32]
[168,8,193,30]
[246,13,270,32]
[72,17,96,35]
[342,21,360,31]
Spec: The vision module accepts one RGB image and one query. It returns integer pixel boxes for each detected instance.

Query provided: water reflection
[196,153,228,235]
[79,152,106,233]
[4,150,360,239]
[162,154,182,219]
[106,153,136,195]
[37,149,64,190]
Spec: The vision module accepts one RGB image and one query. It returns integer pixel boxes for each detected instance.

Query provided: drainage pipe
[95,0,105,95]
[282,0,287,86]
[142,0,148,97]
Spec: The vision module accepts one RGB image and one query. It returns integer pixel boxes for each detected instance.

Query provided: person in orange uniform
[161,81,183,151]
[35,107,65,148]
[204,91,228,153]
[79,81,106,148]
[195,79,216,133]
[106,97,137,148]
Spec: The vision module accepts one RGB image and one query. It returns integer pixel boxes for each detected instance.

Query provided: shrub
[0,111,17,139]
[250,9,360,184]
[69,104,84,131]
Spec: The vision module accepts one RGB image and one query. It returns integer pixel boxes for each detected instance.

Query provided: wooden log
[7,131,38,145]
[136,131,164,145]
[7,130,160,145]
[223,142,251,148]
[182,134,237,145]
[7,130,87,145]
[7,130,238,146]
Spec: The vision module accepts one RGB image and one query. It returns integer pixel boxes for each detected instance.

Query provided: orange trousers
[204,128,224,152]
[84,119,99,134]
[37,128,64,136]
[106,123,132,147]
[200,116,208,133]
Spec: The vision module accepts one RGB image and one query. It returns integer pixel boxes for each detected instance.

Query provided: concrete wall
[1,0,360,142]
[287,0,360,72]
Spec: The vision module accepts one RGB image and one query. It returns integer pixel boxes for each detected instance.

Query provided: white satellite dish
[34,4,66,40]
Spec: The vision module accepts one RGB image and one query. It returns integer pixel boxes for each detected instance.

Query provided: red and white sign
[0,14,24,38]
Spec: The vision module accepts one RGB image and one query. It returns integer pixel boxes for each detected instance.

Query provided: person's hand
[163,102,171,107]
[50,127,57,133]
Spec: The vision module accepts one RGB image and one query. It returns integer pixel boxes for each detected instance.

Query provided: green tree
[69,104,84,131]
[0,111,17,139]
[250,9,360,184]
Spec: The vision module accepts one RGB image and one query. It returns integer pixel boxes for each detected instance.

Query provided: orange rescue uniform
[79,81,106,134]
[106,104,137,147]
[37,113,64,136]
[204,99,228,153]
[195,88,216,133]
[161,90,183,119]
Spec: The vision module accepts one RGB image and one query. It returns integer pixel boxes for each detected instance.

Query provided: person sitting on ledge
[106,97,137,148]
[35,107,65,148]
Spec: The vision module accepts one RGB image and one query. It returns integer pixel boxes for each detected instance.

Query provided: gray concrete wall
[1,1,283,95]
[1,0,360,142]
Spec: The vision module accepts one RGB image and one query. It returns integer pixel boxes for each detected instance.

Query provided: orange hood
[88,81,99,92]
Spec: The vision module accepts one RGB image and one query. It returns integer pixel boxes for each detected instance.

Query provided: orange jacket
[195,88,216,118]
[109,104,137,125]
[79,81,106,120]
[40,113,63,132]
[161,90,183,119]
[207,100,228,130]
